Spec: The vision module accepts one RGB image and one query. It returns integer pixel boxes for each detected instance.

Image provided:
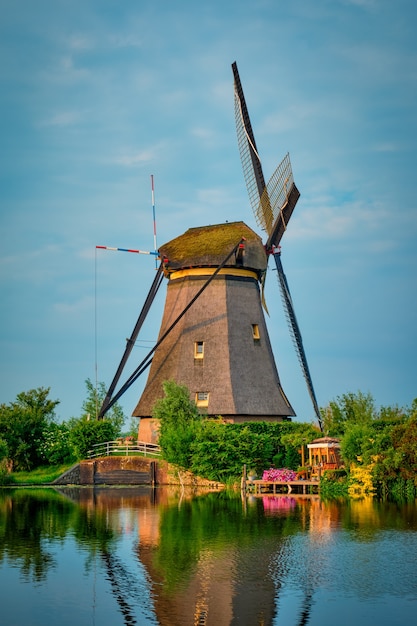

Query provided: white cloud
[41,55,90,84]
[372,142,402,153]
[112,149,157,167]
[39,110,83,127]
[109,34,143,48]
[342,0,376,8]
[67,34,94,50]
[288,197,393,244]
[54,295,94,317]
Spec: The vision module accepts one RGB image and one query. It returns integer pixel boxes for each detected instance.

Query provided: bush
[39,422,75,465]
[153,380,201,469]
[320,471,349,498]
[191,421,274,481]
[68,418,118,460]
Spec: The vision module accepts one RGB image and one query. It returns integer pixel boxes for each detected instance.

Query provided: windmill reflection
[135,491,338,626]
[58,487,342,626]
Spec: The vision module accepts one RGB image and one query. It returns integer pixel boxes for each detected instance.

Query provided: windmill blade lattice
[274,251,322,428]
[233,65,299,250]
[232,61,322,430]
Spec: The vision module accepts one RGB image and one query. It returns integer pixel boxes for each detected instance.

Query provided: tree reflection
[0,488,116,581]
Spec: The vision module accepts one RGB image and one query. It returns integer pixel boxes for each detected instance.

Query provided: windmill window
[194,341,205,359]
[252,324,260,340]
[195,391,209,407]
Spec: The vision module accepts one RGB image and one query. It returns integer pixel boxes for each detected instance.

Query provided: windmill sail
[232,62,267,207]
[274,251,322,428]
[99,264,164,418]
[232,61,322,430]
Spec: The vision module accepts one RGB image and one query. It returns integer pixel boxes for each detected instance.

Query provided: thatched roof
[159,221,267,274]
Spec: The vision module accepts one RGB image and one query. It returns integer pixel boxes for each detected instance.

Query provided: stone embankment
[53,456,223,489]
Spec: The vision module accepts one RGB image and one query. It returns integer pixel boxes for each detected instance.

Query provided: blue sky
[1,0,416,426]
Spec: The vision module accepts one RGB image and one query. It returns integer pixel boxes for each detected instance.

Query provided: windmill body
[134,221,294,443]
[100,62,322,435]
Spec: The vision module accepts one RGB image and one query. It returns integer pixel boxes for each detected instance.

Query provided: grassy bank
[1,463,75,486]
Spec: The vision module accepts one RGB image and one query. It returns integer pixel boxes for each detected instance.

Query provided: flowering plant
[262,468,297,482]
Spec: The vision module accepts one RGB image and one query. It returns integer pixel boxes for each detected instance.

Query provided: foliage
[0,381,128,470]
[372,412,417,488]
[335,398,417,494]
[123,416,140,439]
[340,422,375,465]
[67,379,126,460]
[320,392,417,497]
[0,461,12,485]
[0,439,10,485]
[0,388,59,471]
[348,464,376,497]
[320,469,349,498]
[68,418,118,460]
[153,380,202,468]
[191,420,274,481]
[0,438,8,461]
[82,378,125,432]
[39,422,75,465]
[322,391,377,436]
[272,446,300,470]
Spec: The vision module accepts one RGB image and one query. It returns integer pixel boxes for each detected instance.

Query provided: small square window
[194,341,204,358]
[252,324,260,340]
[195,391,209,407]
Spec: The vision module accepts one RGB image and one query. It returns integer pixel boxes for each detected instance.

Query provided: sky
[1,0,416,427]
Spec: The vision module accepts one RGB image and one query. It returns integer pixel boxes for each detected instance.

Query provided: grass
[6,463,76,485]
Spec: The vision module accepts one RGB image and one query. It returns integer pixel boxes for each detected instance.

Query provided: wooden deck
[246,479,320,495]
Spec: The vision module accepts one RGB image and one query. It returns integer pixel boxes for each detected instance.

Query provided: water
[1,487,416,626]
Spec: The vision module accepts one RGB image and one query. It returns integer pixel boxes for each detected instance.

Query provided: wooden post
[150,461,156,486]
[241,464,247,494]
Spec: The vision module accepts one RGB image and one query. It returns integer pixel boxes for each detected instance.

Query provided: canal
[0,487,416,625]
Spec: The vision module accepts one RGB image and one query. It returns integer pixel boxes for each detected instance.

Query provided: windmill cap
[159,221,267,275]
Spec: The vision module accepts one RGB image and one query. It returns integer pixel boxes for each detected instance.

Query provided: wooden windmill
[99,62,322,441]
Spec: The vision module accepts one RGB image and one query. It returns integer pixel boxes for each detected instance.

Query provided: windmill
[99,62,322,439]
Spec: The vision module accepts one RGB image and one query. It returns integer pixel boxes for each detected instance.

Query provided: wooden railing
[87,440,161,459]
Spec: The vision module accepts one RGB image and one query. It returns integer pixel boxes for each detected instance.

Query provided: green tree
[82,378,125,431]
[153,380,201,469]
[0,388,59,471]
[280,424,319,468]
[386,413,417,480]
[340,422,375,465]
[0,438,8,461]
[67,379,125,460]
[322,391,377,436]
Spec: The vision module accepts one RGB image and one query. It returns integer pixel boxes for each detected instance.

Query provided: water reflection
[1,487,417,626]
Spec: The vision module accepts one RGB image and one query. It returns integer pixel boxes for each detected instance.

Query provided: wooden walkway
[246,479,320,495]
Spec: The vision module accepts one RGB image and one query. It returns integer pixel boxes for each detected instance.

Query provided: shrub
[153,380,201,469]
[68,418,118,460]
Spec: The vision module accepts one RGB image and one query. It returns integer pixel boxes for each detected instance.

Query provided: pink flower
[262,468,297,482]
